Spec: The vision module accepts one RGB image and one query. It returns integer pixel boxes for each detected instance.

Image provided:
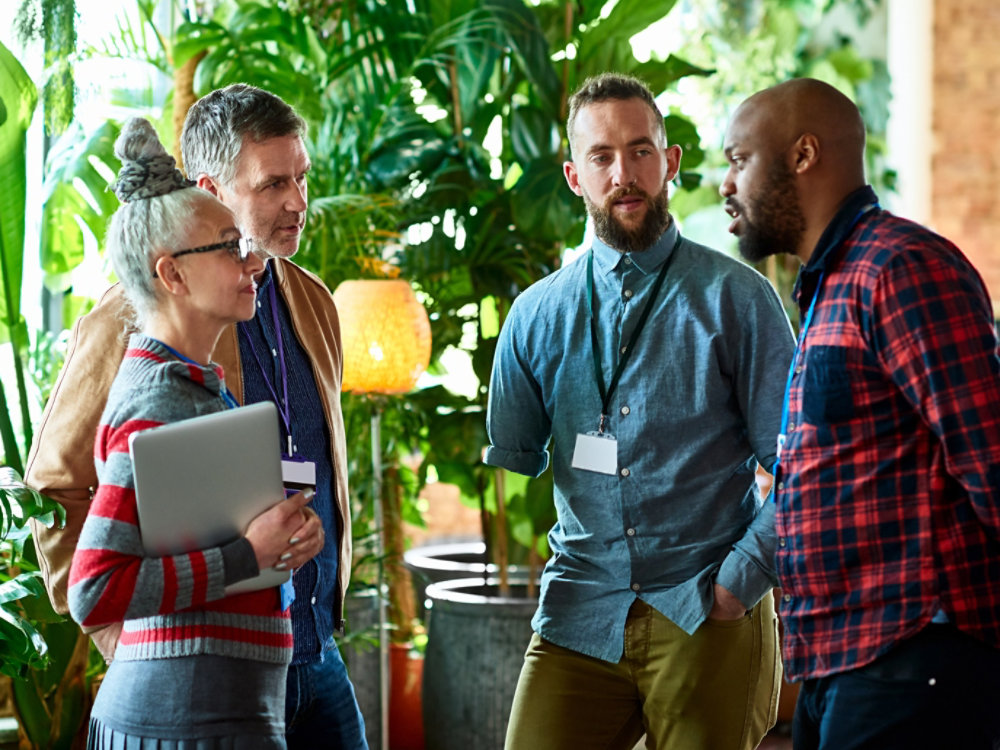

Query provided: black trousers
[792,623,1000,750]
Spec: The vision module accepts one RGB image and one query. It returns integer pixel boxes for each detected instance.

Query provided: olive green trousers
[505,592,780,750]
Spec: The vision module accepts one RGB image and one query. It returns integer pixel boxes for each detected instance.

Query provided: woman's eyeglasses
[153,237,255,277]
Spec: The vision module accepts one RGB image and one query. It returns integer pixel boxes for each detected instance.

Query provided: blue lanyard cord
[585,233,680,432]
[238,282,294,451]
[773,203,880,480]
[777,272,824,449]
[147,337,238,410]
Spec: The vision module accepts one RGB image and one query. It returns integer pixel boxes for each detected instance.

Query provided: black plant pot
[342,587,382,750]
[421,577,538,750]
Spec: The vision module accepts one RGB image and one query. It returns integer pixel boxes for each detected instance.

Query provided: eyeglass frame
[152,237,256,278]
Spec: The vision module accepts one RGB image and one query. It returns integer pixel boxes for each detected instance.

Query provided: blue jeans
[792,623,1000,750]
[285,637,368,749]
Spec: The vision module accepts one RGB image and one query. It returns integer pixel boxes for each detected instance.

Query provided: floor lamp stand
[371,403,389,750]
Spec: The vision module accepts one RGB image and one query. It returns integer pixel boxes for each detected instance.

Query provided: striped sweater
[68,335,292,664]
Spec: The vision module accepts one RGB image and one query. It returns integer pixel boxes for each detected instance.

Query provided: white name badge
[282,458,317,487]
[571,431,618,475]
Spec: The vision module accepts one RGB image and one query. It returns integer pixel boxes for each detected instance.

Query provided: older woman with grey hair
[68,117,324,749]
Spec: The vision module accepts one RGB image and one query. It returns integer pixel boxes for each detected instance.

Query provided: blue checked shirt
[485,223,795,662]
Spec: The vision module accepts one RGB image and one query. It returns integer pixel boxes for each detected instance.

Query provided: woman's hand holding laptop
[245,487,324,573]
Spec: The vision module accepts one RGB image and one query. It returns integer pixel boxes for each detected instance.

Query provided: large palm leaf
[0,39,38,471]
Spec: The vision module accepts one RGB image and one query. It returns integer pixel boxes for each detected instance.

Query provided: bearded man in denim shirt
[485,73,795,750]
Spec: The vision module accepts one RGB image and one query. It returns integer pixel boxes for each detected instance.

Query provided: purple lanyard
[239,282,294,455]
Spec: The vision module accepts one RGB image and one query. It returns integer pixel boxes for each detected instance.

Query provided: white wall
[885,0,934,224]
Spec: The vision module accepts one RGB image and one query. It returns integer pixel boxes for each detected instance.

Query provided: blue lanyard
[775,272,823,466]
[148,338,239,410]
[773,203,879,483]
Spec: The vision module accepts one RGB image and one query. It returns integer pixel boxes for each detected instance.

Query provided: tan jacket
[26,258,352,628]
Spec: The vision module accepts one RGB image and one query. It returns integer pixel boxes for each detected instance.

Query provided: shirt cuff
[482,445,549,478]
[221,537,260,586]
[715,548,775,611]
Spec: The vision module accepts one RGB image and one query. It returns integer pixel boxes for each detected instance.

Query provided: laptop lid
[128,400,290,594]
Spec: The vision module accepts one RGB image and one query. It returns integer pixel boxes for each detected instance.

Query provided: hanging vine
[15,0,77,136]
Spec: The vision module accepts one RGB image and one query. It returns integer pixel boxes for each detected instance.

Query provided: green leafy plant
[0,468,91,750]
[0,469,63,679]
[0,39,39,477]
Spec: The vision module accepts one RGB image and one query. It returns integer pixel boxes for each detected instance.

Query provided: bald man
[722,78,1000,749]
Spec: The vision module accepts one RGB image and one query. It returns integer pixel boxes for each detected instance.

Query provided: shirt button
[626,528,636,537]
[271,348,278,357]
[631,582,640,592]
[620,345,628,355]
[257,300,262,308]
[795,365,802,374]
[311,596,317,605]
[788,422,795,431]
[620,468,630,477]
[620,406,630,416]
[777,481,785,491]
[624,257,632,265]
[778,538,786,547]
[624,289,634,299]
[783,594,791,602]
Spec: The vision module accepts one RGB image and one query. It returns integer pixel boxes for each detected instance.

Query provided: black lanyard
[585,233,680,433]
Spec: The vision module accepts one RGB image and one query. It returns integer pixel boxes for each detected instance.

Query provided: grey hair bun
[110,118,195,203]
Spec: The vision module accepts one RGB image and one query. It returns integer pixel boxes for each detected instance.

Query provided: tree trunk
[383,465,417,643]
[171,50,206,173]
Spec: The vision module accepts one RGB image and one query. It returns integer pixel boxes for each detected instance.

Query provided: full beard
[733,163,806,263]
[585,180,672,254]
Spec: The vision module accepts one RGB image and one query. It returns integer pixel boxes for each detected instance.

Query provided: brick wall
[931,0,1000,309]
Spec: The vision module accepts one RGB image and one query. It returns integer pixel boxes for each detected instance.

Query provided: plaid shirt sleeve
[869,236,1000,538]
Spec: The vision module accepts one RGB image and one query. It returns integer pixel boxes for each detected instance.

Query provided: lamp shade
[333,279,432,395]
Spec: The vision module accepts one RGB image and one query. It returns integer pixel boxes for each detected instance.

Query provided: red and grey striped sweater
[68,335,292,664]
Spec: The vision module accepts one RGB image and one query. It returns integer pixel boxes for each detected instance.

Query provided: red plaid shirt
[775,186,1000,681]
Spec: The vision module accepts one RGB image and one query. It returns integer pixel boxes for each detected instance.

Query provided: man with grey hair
[485,72,795,749]
[26,84,367,749]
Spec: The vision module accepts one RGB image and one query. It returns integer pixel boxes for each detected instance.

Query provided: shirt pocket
[801,345,854,423]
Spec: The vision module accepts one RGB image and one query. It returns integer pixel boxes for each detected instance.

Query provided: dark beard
[733,162,806,263]
[585,181,671,253]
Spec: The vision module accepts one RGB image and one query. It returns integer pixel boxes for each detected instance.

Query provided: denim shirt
[240,261,339,665]
[484,224,795,662]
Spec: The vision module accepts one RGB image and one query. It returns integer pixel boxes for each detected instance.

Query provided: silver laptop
[129,401,291,594]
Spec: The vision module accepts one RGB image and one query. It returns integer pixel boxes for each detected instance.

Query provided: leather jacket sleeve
[25,284,133,616]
